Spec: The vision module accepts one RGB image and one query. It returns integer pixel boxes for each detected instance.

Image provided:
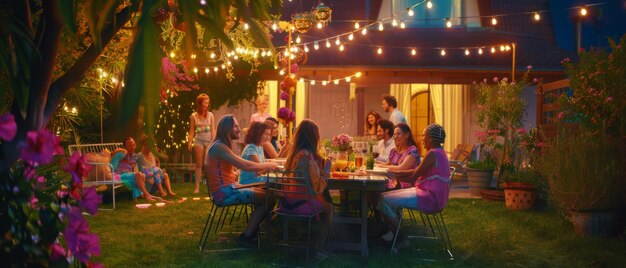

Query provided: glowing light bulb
[322,81,327,86]
[311,80,316,85]
[440,49,446,56]
[339,44,344,51]
[354,21,360,29]
[243,23,249,30]
[411,49,416,56]
[446,19,452,28]
[392,18,398,27]
[377,47,383,54]
[317,22,323,29]
[205,68,209,74]
[213,67,218,72]
[378,22,384,31]
[580,7,587,16]
[427,1,433,9]
[408,9,414,16]
[299,78,304,83]
[272,23,278,31]
[296,36,301,43]
[346,77,351,82]
[534,12,540,21]
[314,42,319,50]
[169,51,175,58]
[191,54,196,59]
[193,67,198,73]
[333,80,339,85]
[304,45,309,52]
[491,17,497,26]
[491,47,496,53]
[348,33,354,40]
[500,45,505,52]
[279,69,285,76]
[400,22,406,29]
[361,28,367,35]
[465,49,470,56]
[335,36,341,45]
[505,45,511,51]
[221,64,226,69]
[325,39,331,48]
[283,50,289,56]
[210,52,216,59]
[478,48,483,54]
[355,72,362,77]
[261,51,267,57]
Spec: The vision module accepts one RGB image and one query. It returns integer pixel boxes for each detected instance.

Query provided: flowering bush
[160,56,200,102]
[473,70,530,184]
[0,113,102,266]
[560,34,626,140]
[330,133,353,152]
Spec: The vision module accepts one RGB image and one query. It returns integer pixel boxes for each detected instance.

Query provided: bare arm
[210,143,277,172]
[263,141,278,159]
[387,155,418,171]
[393,150,436,180]
[210,112,216,142]
[188,114,196,151]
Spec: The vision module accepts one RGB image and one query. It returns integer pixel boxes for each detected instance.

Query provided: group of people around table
[114,92,450,258]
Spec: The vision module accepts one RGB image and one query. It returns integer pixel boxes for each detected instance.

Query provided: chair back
[449,144,473,162]
[266,170,322,215]
[447,167,456,190]
[68,143,123,155]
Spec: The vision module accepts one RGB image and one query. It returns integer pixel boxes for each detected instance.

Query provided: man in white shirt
[382,94,407,125]
[375,119,396,163]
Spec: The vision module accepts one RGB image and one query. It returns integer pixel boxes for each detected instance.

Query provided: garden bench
[68,143,125,209]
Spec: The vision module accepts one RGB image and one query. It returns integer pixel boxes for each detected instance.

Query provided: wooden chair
[447,144,474,175]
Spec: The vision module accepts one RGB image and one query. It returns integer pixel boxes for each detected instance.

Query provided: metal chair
[265,170,329,261]
[391,167,456,260]
[198,181,252,251]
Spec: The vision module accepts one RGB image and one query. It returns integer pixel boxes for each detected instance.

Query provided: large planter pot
[466,168,494,197]
[570,210,624,238]
[502,182,537,210]
[479,188,505,201]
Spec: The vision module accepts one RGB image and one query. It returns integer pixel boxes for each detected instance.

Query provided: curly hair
[382,94,398,108]
[245,121,270,145]
[424,123,446,145]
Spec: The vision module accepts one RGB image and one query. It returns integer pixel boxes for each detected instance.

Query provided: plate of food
[155,202,166,207]
[135,203,152,209]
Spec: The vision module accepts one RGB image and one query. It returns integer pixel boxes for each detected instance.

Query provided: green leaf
[57,0,78,33]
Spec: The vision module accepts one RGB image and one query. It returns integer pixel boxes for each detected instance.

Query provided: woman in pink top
[378,124,450,247]
[205,114,279,248]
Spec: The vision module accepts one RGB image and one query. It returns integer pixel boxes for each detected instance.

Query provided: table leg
[360,190,369,257]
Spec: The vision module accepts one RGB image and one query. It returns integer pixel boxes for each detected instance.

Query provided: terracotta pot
[570,210,624,238]
[466,168,494,197]
[479,188,505,201]
[503,184,536,210]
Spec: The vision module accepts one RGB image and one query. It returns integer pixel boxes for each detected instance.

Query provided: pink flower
[29,194,38,209]
[49,242,67,261]
[0,113,17,141]
[502,77,508,83]
[493,77,499,83]
[65,152,91,184]
[557,112,564,119]
[527,65,533,70]
[561,57,570,64]
[516,128,527,134]
[80,187,102,215]
[64,208,101,263]
[606,96,613,103]
[533,78,539,83]
[20,130,64,165]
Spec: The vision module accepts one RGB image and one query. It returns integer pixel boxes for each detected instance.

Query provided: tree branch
[44,6,133,124]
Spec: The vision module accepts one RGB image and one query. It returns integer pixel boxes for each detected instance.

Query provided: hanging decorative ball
[278,107,295,124]
[280,91,289,100]
[289,64,299,74]
[276,47,307,68]
[282,76,297,89]
[292,12,313,33]
[314,3,332,26]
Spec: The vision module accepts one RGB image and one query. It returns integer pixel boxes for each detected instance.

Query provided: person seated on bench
[137,135,176,197]
[114,137,157,201]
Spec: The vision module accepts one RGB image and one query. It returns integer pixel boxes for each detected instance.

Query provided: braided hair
[424,124,446,146]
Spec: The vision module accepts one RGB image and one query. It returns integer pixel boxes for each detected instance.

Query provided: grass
[87,183,626,267]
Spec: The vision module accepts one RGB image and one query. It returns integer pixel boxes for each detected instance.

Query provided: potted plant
[501,168,542,210]
[466,158,497,197]
[472,71,529,199]
[538,35,626,237]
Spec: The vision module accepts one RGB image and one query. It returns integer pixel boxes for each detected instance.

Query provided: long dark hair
[214,114,236,148]
[285,119,322,171]
[395,123,418,148]
[365,111,381,132]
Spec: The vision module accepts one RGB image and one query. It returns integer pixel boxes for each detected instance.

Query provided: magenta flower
[502,77,508,83]
[64,208,101,263]
[29,194,38,209]
[0,113,17,141]
[533,78,539,83]
[493,77,499,83]
[606,96,613,103]
[279,81,286,91]
[527,65,533,70]
[277,107,291,120]
[65,152,91,184]
[20,129,64,165]
[290,63,299,74]
[515,128,527,134]
[80,187,102,215]
[561,57,570,64]
[280,91,289,100]
[557,112,564,119]
[331,133,353,151]
[49,242,67,261]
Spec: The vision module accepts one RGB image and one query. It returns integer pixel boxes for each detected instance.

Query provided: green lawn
[88,183,626,267]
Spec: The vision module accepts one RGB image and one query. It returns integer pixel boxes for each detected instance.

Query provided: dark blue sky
[549,0,626,51]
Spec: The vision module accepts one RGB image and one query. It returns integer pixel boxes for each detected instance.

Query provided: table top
[328,175,388,191]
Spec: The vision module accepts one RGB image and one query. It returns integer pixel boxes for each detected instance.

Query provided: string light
[534,12,541,21]
[317,22,323,29]
[169,51,175,58]
[378,22,384,31]
[427,1,433,9]
[243,23,249,30]
[465,49,470,56]
[193,67,198,73]
[392,18,398,27]
[335,36,341,45]
[400,21,406,29]
[411,49,417,56]
[491,17,498,26]
[354,21,360,29]
[377,47,383,54]
[322,81,327,86]
[348,33,354,40]
[213,67,218,72]
[314,41,319,50]
[346,77,351,82]
[279,69,285,75]
[580,6,587,16]
[333,80,339,85]
[210,52,216,59]
[304,44,309,52]
[500,45,505,52]
[446,18,452,28]
[478,48,483,55]
[325,39,331,48]
[339,44,345,51]
[204,68,209,74]
[408,8,414,16]
[361,28,367,35]
[491,47,496,53]
[440,49,446,56]
[272,22,278,31]
[296,35,301,43]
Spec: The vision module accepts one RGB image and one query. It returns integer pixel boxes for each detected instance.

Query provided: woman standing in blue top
[239,121,271,185]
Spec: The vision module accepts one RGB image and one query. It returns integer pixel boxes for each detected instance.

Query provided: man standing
[375,119,396,163]
[382,94,407,125]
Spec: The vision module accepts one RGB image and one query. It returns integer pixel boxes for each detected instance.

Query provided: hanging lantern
[314,3,332,26]
[292,12,313,33]
[276,46,307,68]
